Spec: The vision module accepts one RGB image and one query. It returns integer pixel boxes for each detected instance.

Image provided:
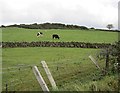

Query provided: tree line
[1,23,88,30]
[1,23,119,32]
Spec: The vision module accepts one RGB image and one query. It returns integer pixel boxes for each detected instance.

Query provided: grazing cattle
[37,32,43,37]
[52,34,60,39]
[40,32,43,35]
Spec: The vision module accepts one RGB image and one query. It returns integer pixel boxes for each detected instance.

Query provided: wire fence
[1,56,118,92]
[1,56,105,92]
[2,64,41,91]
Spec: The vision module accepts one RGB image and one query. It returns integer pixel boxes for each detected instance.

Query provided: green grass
[2,47,119,91]
[2,27,118,43]
[2,27,119,91]
[63,75,118,91]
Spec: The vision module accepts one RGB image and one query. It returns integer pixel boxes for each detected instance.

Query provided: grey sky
[0,0,119,29]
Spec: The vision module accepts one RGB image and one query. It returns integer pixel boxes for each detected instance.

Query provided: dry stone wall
[1,41,116,49]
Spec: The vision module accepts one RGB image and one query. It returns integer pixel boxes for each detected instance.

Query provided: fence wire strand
[2,57,103,91]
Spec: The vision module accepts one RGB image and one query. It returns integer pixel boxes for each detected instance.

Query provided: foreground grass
[2,47,119,91]
[2,27,118,43]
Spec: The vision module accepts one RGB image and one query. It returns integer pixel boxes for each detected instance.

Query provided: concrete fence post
[41,61,58,90]
[33,66,49,93]
[89,55,100,69]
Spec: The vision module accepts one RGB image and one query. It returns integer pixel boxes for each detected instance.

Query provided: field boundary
[1,41,116,48]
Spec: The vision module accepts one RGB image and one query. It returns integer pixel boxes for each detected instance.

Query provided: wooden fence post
[41,61,58,90]
[33,66,49,93]
[89,55,100,69]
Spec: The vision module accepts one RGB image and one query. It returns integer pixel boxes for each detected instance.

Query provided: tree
[106,24,114,30]
[1,25,6,28]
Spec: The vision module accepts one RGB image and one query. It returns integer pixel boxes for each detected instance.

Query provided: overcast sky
[0,0,119,29]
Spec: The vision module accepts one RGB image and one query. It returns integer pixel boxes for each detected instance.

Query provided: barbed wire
[1,65,34,70]
[2,67,37,91]
[1,56,103,91]
[1,59,84,70]
[1,57,99,76]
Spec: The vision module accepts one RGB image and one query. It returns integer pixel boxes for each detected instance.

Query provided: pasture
[1,27,119,91]
[2,27,118,43]
[2,47,118,91]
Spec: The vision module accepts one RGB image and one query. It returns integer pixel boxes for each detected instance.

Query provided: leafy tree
[90,27,95,29]
[106,24,114,30]
[1,25,6,28]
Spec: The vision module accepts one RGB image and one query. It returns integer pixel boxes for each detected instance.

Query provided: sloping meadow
[2,27,118,43]
[1,27,119,92]
[2,47,119,91]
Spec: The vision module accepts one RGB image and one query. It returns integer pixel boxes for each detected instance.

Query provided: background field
[2,27,118,43]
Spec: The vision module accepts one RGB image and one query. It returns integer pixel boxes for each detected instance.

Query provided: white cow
[37,32,43,37]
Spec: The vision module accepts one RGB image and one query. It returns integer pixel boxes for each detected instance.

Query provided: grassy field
[2,27,118,43]
[2,27,119,91]
[2,47,118,91]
